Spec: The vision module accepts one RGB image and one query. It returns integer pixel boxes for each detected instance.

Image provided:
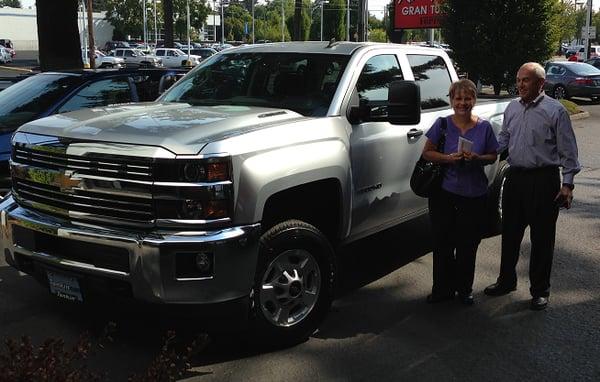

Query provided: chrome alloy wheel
[259,249,321,328]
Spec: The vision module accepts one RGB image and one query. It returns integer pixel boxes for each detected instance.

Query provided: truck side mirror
[388,80,421,125]
[347,90,370,125]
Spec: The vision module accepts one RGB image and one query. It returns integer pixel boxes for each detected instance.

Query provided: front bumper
[0,195,261,305]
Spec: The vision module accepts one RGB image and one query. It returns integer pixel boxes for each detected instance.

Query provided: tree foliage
[0,0,21,7]
[443,0,560,95]
[103,0,208,41]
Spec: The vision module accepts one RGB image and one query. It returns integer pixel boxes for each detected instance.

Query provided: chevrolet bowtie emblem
[57,171,82,193]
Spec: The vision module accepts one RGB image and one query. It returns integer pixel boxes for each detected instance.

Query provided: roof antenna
[326,38,337,48]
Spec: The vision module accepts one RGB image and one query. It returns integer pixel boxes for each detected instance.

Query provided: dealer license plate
[47,271,83,302]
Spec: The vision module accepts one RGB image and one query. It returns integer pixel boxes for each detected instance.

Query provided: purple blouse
[426,116,499,198]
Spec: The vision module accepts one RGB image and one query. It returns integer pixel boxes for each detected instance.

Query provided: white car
[153,48,201,68]
[0,46,12,64]
[82,49,125,69]
[109,48,163,68]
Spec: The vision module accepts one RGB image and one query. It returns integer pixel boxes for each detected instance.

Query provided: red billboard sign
[394,0,445,29]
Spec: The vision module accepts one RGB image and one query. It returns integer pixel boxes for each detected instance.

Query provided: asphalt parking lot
[0,69,599,381]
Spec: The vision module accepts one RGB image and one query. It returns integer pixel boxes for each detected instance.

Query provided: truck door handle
[407,129,423,138]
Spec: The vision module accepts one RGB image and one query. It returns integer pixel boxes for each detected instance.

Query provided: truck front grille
[11,133,158,227]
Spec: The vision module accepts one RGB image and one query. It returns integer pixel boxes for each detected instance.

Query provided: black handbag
[410,117,447,198]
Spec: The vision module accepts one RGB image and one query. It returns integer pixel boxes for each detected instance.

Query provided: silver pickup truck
[0,42,510,344]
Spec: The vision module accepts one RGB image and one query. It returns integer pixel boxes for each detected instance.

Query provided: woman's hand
[462,151,479,161]
[445,152,464,164]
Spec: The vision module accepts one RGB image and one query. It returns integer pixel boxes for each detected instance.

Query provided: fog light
[195,253,212,272]
[182,199,203,219]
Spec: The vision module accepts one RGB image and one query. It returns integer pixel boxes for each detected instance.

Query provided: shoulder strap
[437,117,447,153]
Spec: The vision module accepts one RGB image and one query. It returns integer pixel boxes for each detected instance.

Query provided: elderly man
[484,62,581,310]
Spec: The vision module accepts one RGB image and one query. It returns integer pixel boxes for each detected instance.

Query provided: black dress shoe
[426,293,454,303]
[484,282,517,296]
[530,297,548,310]
[458,293,474,305]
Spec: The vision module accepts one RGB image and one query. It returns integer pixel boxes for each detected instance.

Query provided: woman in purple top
[422,79,499,305]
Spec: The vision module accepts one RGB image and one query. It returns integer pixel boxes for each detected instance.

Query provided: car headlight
[154,157,233,223]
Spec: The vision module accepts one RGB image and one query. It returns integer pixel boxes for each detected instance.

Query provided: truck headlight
[154,157,233,223]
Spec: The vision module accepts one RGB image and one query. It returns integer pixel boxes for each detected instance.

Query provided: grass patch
[560,99,584,115]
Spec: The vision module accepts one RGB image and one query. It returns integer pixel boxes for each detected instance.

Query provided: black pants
[429,189,486,296]
[497,166,560,297]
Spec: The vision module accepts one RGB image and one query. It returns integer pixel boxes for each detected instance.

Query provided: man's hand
[554,186,574,209]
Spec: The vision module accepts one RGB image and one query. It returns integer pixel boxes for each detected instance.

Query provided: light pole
[281,0,285,42]
[213,0,217,43]
[252,0,255,44]
[221,0,225,43]
[346,0,350,41]
[154,0,158,46]
[186,0,191,57]
[320,0,329,41]
[143,0,147,48]
[583,0,593,59]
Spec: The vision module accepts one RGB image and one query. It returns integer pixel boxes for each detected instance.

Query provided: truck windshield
[160,52,350,117]
[0,73,83,134]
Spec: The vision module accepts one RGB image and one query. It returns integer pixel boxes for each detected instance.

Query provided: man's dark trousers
[498,166,561,297]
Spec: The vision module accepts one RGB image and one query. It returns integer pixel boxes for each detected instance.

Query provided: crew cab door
[348,53,427,237]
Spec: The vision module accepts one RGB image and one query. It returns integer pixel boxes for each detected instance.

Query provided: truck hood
[17,102,307,155]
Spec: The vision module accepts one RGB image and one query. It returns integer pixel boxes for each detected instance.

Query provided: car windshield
[0,73,83,133]
[174,49,186,55]
[160,52,349,117]
[570,63,600,76]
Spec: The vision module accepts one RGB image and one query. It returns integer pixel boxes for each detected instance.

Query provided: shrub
[559,99,583,115]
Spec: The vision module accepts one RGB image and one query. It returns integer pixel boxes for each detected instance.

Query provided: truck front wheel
[251,219,335,346]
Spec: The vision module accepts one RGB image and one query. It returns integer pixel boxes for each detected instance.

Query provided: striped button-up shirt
[497,93,581,185]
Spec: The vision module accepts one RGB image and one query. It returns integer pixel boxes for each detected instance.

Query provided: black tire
[250,219,335,346]
[485,161,509,237]
[553,85,567,100]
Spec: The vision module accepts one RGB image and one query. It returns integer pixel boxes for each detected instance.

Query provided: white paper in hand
[458,136,474,153]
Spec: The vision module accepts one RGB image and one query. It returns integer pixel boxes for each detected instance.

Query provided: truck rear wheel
[250,219,335,346]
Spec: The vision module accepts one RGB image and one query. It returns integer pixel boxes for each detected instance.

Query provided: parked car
[189,48,217,60]
[590,45,600,58]
[0,67,188,192]
[153,48,201,67]
[82,49,125,69]
[565,46,584,61]
[0,46,12,64]
[585,57,600,70]
[103,41,130,53]
[0,40,17,60]
[108,48,163,68]
[0,42,511,345]
[544,61,600,102]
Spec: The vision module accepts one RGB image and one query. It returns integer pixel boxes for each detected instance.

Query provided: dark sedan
[585,57,600,70]
[0,68,188,191]
[544,61,600,102]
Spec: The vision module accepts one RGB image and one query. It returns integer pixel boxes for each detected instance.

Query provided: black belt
[509,166,558,174]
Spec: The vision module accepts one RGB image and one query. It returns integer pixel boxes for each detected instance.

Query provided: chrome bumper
[0,195,261,304]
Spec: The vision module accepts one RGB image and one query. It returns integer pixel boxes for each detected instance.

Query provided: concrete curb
[570,111,590,121]
[0,65,33,73]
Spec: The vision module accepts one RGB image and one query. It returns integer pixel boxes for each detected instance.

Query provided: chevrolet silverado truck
[0,42,510,344]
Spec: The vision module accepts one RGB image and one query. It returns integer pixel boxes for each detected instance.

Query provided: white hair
[520,62,546,80]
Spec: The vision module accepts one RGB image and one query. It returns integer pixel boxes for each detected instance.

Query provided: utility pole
[346,0,350,41]
[86,0,95,68]
[584,0,593,59]
[281,0,285,42]
[143,0,147,48]
[154,0,158,46]
[221,0,225,43]
[252,0,255,43]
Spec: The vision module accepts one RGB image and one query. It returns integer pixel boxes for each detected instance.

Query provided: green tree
[323,0,346,41]
[443,0,560,95]
[0,0,21,7]
[224,3,252,41]
[368,28,386,42]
